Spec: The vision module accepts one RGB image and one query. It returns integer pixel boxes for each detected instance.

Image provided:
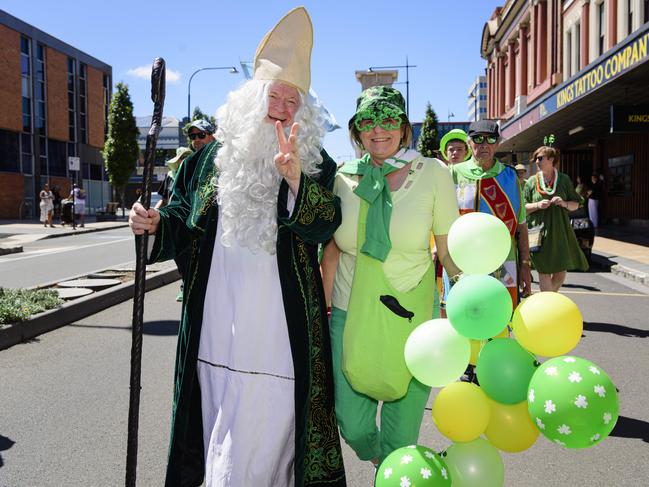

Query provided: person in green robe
[524,146,588,292]
[128,7,346,487]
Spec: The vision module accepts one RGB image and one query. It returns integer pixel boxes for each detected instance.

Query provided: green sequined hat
[348,86,408,130]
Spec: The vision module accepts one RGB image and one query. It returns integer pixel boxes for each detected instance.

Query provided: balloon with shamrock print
[528,356,619,448]
[376,445,452,487]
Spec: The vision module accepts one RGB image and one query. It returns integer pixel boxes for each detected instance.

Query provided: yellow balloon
[469,326,510,365]
[494,325,510,339]
[511,292,583,357]
[432,382,490,442]
[484,399,539,452]
[469,340,484,365]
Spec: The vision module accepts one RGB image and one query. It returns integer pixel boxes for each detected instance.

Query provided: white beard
[216,119,283,255]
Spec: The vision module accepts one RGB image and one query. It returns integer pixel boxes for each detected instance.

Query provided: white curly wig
[214,79,325,254]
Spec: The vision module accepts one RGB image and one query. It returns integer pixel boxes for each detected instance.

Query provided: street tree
[417,102,439,158]
[103,82,139,215]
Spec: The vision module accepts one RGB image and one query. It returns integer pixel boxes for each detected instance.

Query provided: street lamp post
[368,57,417,120]
[187,66,238,121]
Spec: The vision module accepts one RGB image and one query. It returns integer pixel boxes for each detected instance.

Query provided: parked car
[569,206,595,262]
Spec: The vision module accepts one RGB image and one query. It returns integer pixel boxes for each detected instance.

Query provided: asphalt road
[1,270,648,486]
[0,228,136,288]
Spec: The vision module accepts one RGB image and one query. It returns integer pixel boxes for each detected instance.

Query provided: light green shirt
[332,156,459,311]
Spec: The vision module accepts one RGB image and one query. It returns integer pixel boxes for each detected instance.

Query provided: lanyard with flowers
[535,169,559,196]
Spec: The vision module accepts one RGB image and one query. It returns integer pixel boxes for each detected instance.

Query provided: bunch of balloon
[512,293,620,448]
[445,213,540,459]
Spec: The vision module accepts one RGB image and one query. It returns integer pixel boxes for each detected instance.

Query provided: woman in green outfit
[322,86,461,465]
[524,146,588,292]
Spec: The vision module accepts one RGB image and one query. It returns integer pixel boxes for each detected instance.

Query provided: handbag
[528,222,544,253]
[342,200,435,401]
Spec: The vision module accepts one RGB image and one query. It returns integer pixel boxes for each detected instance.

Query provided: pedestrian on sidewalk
[51,186,62,224]
[524,145,588,292]
[70,184,86,227]
[128,7,346,486]
[587,173,603,229]
[39,184,54,228]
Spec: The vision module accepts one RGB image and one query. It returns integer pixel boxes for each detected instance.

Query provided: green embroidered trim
[294,239,345,484]
[295,177,337,226]
[188,142,220,230]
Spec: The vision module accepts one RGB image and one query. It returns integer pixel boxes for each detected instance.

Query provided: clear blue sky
[5,0,501,162]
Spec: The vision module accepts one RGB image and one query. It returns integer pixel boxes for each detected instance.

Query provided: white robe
[198,223,296,487]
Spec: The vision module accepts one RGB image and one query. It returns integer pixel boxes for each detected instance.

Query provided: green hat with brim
[440,129,472,161]
[166,146,193,173]
[348,86,408,130]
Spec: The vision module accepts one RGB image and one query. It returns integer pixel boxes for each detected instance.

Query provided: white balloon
[404,319,471,387]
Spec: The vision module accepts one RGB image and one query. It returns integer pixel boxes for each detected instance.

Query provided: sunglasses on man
[188,131,207,140]
[471,134,498,145]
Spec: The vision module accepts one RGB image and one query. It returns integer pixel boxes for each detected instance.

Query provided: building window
[67,57,76,142]
[20,36,32,134]
[575,23,581,70]
[79,63,87,144]
[608,155,633,197]
[47,139,68,177]
[598,2,606,56]
[567,30,573,76]
[0,129,20,173]
[628,0,634,34]
[645,0,649,22]
[35,43,48,177]
[103,74,110,137]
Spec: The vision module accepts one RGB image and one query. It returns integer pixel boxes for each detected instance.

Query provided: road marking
[530,286,647,297]
[560,290,647,297]
[0,237,133,264]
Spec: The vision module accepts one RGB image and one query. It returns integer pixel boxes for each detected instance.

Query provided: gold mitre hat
[253,6,313,94]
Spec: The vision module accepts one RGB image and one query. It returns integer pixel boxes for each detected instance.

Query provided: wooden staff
[126,57,165,487]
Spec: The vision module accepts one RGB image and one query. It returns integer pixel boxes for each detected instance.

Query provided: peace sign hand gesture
[274,121,302,195]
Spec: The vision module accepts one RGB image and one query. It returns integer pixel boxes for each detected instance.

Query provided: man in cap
[439,128,471,165]
[186,119,216,152]
[448,119,532,306]
[129,7,345,487]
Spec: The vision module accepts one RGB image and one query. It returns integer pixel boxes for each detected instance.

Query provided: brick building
[0,10,112,218]
[482,0,649,224]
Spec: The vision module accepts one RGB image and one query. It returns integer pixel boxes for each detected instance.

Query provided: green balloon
[442,438,504,487]
[446,275,513,339]
[447,212,511,275]
[476,338,539,404]
[376,445,452,486]
[528,356,619,449]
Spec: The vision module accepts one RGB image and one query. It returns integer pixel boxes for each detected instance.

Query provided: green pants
[330,307,431,462]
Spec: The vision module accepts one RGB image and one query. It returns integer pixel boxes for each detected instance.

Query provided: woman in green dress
[524,146,588,292]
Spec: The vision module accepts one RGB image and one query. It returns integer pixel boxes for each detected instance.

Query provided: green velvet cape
[150,141,347,486]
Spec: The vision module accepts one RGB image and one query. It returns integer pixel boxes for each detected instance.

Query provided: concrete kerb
[0,264,180,351]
